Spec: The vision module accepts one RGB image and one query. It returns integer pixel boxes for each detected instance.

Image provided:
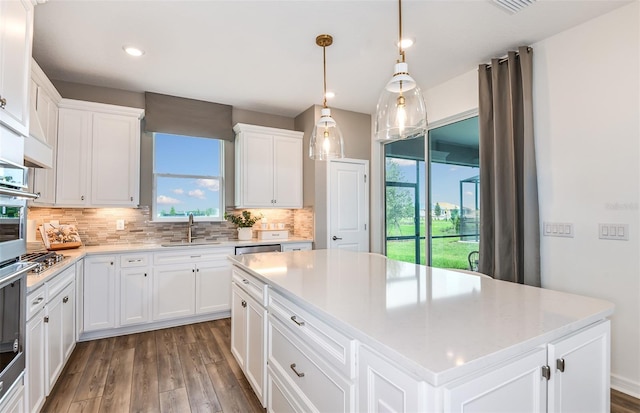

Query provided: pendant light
[374,0,427,142]
[309,34,344,161]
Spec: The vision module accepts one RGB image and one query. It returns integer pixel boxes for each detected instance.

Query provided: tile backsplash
[28,206,314,246]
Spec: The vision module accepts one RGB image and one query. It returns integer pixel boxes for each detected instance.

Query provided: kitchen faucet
[187,213,194,243]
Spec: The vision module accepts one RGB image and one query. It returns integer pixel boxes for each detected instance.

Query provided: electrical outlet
[543,222,574,238]
[116,219,125,231]
[599,223,628,241]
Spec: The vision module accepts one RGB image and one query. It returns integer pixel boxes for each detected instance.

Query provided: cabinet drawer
[120,254,149,268]
[154,248,234,265]
[269,290,356,379]
[267,367,308,413]
[232,267,268,307]
[46,266,75,301]
[281,242,312,252]
[26,286,45,321]
[268,315,355,413]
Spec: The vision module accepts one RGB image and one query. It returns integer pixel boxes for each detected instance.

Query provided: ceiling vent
[491,0,536,14]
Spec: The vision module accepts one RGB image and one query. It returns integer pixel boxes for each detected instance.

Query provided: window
[153,133,223,221]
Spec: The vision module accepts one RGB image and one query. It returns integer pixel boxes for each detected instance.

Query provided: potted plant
[224,211,262,241]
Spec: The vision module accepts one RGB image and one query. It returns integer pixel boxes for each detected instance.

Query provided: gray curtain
[144,92,233,141]
[478,46,540,286]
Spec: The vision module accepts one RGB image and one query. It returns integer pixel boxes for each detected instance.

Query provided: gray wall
[50,80,298,207]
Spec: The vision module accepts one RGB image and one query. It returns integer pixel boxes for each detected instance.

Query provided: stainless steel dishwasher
[234,244,281,255]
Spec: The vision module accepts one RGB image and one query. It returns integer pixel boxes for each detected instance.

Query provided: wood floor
[41,319,264,413]
[42,318,640,413]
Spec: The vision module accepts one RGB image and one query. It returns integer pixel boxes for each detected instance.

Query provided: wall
[295,104,371,248]
[374,3,640,396]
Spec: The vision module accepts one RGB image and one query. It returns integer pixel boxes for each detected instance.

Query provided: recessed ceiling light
[398,38,414,49]
[325,91,335,99]
[123,46,144,57]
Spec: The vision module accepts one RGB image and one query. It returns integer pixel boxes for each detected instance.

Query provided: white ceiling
[33,0,630,119]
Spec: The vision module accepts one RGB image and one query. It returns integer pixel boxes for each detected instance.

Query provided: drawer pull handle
[290,315,305,326]
[0,96,7,109]
[556,358,565,372]
[242,279,250,285]
[241,300,247,308]
[290,363,305,378]
[63,296,69,304]
[33,297,44,305]
[191,255,201,258]
[128,259,142,263]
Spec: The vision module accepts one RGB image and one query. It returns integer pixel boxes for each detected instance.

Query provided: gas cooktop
[20,251,67,274]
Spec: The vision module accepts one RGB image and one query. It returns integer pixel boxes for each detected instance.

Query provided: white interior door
[329,159,369,251]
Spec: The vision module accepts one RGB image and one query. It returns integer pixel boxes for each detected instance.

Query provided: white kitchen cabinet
[119,254,151,326]
[25,295,45,413]
[281,242,312,252]
[234,123,303,208]
[196,259,232,314]
[152,263,195,321]
[56,100,144,207]
[26,266,75,413]
[0,0,33,137]
[75,259,84,341]
[231,276,267,407]
[547,320,610,413]
[83,255,116,332]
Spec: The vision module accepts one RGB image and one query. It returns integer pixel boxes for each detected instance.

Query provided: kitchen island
[229,249,614,412]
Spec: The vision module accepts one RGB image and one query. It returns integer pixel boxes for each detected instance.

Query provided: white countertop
[229,249,614,386]
[25,237,312,291]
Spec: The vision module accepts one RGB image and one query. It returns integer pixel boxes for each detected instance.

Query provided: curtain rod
[484,46,532,68]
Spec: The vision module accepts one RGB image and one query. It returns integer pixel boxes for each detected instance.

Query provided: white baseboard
[611,373,640,399]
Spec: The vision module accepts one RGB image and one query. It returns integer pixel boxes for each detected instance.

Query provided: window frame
[151,133,225,223]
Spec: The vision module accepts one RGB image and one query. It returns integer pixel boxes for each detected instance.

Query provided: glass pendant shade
[309,107,344,160]
[375,62,427,142]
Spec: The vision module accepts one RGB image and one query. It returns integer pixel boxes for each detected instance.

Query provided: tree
[434,202,442,220]
[385,160,414,235]
[450,208,461,233]
[169,206,176,216]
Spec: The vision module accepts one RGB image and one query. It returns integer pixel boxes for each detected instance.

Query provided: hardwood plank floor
[42,319,264,413]
[43,319,640,413]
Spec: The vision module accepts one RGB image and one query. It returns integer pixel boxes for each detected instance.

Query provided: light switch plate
[543,222,574,238]
[116,219,125,231]
[599,223,628,241]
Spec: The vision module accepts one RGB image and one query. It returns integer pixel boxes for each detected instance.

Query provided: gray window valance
[144,92,233,141]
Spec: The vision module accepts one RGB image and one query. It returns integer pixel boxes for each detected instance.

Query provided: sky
[154,133,221,216]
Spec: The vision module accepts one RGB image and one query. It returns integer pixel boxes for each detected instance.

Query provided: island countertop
[229,249,614,386]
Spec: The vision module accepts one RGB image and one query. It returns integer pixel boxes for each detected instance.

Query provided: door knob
[332,236,342,241]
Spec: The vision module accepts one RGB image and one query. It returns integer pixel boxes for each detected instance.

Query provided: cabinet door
[1,381,24,413]
[0,0,32,136]
[152,264,195,321]
[240,132,274,207]
[273,135,302,208]
[45,293,64,392]
[548,321,610,413]
[230,284,247,370]
[91,113,139,206]
[443,347,547,412]
[75,259,84,341]
[245,294,267,407]
[195,260,231,314]
[120,266,150,326]
[83,256,116,332]
[60,282,75,362]
[56,108,91,206]
[26,308,45,413]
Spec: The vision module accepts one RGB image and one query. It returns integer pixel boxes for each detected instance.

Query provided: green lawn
[386,219,478,269]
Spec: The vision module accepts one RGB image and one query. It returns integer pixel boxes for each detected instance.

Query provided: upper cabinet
[56,100,144,207]
[234,123,303,209]
[0,0,33,137]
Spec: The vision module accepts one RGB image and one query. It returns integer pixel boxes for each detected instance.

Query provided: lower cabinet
[152,264,196,320]
[83,255,116,332]
[231,273,267,407]
[26,266,75,413]
[119,253,151,326]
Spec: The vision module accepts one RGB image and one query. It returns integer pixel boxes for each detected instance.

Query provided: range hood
[23,95,53,169]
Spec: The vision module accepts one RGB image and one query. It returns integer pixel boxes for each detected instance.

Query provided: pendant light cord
[322,44,328,108]
[398,0,405,63]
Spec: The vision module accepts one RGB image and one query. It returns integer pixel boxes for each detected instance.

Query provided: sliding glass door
[384,115,479,270]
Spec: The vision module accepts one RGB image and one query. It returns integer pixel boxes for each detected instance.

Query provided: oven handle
[0,263,37,289]
[0,186,39,199]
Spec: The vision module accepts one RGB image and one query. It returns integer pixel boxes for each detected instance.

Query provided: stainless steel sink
[161,241,222,247]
